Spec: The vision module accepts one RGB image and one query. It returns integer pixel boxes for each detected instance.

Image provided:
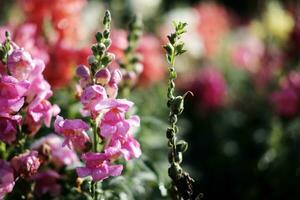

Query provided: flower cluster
[0,32,60,198]
[54,11,141,185]
[270,71,300,117]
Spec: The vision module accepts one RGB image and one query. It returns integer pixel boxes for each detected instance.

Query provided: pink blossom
[231,35,264,73]
[54,116,90,150]
[179,67,227,111]
[0,75,30,114]
[12,24,49,63]
[0,160,15,199]
[7,48,34,81]
[31,134,79,168]
[76,152,123,182]
[95,68,111,85]
[80,85,107,118]
[270,88,299,117]
[0,113,21,144]
[31,170,61,198]
[26,98,60,135]
[10,150,41,178]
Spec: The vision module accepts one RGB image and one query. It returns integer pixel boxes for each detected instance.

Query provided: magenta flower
[26,98,60,135]
[54,116,90,150]
[106,69,122,98]
[10,150,41,178]
[7,48,34,81]
[95,68,111,85]
[270,88,299,117]
[80,85,107,118]
[31,170,61,198]
[0,75,30,114]
[31,134,79,168]
[0,113,21,144]
[0,160,15,199]
[76,152,123,182]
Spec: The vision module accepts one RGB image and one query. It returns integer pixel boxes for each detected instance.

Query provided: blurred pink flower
[231,35,264,73]
[137,35,165,86]
[54,115,90,150]
[31,134,79,168]
[10,150,41,178]
[31,170,61,198]
[0,160,15,199]
[76,152,123,182]
[195,3,231,58]
[180,66,227,111]
[20,0,86,45]
[270,88,299,117]
[0,114,21,144]
[109,30,165,86]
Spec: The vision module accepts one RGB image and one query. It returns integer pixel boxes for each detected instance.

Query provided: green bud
[174,152,183,163]
[103,10,111,26]
[170,96,184,115]
[168,163,183,180]
[169,114,177,124]
[166,128,175,139]
[101,53,114,66]
[176,140,188,153]
[95,32,102,42]
[80,179,91,193]
[103,38,112,48]
[103,29,110,39]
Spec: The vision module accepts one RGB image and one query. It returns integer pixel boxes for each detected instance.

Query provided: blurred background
[1,0,300,199]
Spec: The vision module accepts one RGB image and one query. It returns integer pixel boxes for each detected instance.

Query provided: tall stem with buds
[164,22,196,200]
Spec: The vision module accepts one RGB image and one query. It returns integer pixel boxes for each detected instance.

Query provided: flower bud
[109,69,122,86]
[95,68,111,85]
[168,163,182,181]
[123,71,137,86]
[174,152,183,163]
[76,65,90,80]
[176,140,188,153]
[11,150,41,178]
[166,128,175,139]
[95,32,102,43]
[88,55,96,65]
[170,96,184,115]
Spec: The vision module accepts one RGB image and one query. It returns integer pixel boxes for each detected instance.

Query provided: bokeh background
[1,0,300,199]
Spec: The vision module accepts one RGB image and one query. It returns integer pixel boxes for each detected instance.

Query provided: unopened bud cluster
[164,22,195,200]
[119,15,143,90]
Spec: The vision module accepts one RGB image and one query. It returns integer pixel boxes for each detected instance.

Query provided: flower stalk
[164,22,196,200]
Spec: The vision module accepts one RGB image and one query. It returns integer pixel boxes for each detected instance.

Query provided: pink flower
[7,48,35,81]
[231,35,264,73]
[31,170,61,198]
[54,115,90,150]
[195,3,231,57]
[270,88,299,117]
[10,150,41,178]
[0,160,15,199]
[76,152,123,182]
[31,134,79,168]
[12,24,49,63]
[180,67,227,111]
[26,98,60,135]
[137,35,165,86]
[0,114,21,144]
[0,75,30,114]
[95,68,111,85]
[80,85,107,118]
